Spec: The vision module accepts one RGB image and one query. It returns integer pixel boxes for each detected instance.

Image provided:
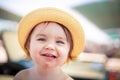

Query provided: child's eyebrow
[56,36,67,41]
[36,34,46,37]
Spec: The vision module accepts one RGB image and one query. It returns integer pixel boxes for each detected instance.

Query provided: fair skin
[14,22,73,80]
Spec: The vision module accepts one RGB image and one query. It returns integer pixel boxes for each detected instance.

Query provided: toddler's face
[26,22,70,68]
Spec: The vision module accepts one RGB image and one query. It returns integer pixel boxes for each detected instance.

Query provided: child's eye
[37,38,46,41]
[56,41,65,44]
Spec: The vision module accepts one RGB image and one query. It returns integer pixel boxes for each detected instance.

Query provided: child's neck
[30,66,66,80]
[35,65,61,75]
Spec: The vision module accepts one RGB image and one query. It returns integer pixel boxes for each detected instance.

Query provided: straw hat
[18,7,85,61]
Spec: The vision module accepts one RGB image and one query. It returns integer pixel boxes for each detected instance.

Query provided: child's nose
[45,44,55,50]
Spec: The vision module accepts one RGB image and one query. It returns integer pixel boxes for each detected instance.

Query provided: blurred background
[0,0,120,80]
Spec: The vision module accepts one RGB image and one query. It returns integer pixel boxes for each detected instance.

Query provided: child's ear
[25,41,30,51]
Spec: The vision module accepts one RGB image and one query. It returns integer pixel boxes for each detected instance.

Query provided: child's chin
[43,62,58,68]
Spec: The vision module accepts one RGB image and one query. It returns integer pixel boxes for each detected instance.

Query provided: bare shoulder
[13,69,29,80]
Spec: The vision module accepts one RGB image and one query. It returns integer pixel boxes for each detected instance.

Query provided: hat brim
[18,7,85,61]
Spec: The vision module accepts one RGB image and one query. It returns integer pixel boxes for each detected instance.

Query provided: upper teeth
[41,54,56,58]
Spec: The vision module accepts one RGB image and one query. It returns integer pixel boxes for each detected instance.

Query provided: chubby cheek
[58,48,69,64]
[29,46,41,64]
[29,50,38,61]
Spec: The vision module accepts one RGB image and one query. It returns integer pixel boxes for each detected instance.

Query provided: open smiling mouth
[41,53,57,59]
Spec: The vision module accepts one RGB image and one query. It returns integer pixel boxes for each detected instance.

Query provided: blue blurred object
[90,62,104,71]
[14,60,35,68]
